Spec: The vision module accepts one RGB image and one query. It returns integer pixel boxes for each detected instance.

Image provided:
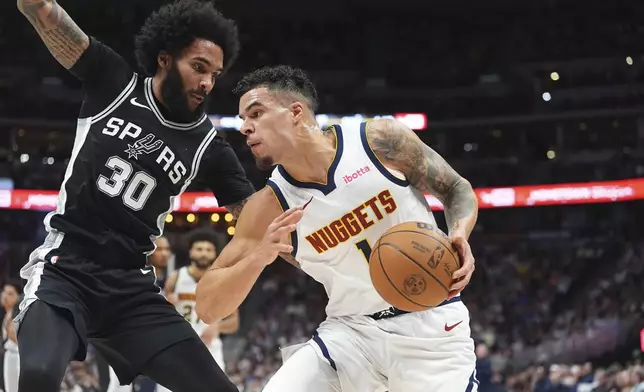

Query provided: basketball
[369,221,461,312]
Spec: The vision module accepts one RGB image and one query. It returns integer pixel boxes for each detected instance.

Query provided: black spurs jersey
[28,38,254,268]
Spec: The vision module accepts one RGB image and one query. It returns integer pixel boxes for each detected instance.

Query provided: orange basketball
[369,221,461,312]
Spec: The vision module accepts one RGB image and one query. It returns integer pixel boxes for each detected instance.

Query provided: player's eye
[250,110,262,118]
[192,63,205,73]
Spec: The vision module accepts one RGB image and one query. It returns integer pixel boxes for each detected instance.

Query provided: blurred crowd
[1,202,643,392]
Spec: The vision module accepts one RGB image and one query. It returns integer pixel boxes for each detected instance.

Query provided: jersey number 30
[97,156,157,210]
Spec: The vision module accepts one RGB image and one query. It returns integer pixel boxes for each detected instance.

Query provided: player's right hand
[254,206,304,265]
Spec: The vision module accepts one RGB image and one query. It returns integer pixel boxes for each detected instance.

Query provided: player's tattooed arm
[17,0,89,69]
[224,197,251,221]
[367,119,478,239]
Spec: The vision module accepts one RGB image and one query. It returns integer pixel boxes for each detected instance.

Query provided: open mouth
[191,94,204,104]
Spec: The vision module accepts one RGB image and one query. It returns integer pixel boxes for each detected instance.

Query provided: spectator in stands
[2,279,22,392]
[148,236,172,290]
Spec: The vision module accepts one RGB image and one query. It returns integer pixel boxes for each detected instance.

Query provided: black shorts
[16,250,198,384]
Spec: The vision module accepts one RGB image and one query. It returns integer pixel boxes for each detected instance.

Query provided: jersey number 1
[355,239,373,263]
[97,156,157,210]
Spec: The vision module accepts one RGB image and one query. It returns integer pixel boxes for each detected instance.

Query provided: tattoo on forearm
[225,198,250,221]
[19,0,88,69]
[368,119,478,236]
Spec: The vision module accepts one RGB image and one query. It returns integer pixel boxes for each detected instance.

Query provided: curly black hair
[186,228,219,250]
[134,0,240,76]
[233,65,319,112]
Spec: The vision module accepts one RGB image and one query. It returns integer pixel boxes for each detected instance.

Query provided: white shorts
[3,347,19,392]
[209,337,225,371]
[264,298,479,392]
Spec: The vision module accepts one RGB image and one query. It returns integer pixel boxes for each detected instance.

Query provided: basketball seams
[379,242,450,294]
[380,229,461,268]
[374,241,429,309]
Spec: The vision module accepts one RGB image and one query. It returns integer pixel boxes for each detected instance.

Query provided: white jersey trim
[42,118,93,233]
[90,73,138,124]
[143,78,207,131]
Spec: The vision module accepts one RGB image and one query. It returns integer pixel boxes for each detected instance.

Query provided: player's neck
[187,264,207,281]
[280,127,337,184]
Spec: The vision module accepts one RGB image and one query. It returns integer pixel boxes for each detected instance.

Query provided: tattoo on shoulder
[367,119,457,198]
[19,0,89,69]
[367,119,477,235]
[225,197,250,221]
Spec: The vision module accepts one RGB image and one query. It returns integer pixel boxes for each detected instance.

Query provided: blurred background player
[149,236,173,292]
[164,229,239,375]
[13,0,254,391]
[2,280,22,392]
[197,65,478,392]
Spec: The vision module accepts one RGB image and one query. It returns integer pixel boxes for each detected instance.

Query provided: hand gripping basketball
[256,206,303,265]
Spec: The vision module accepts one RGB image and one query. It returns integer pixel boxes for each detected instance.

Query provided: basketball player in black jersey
[14,1,254,391]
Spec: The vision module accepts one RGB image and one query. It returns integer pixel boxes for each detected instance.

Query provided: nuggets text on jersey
[305,189,397,254]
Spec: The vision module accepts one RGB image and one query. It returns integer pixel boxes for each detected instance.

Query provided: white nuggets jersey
[174,266,207,335]
[267,121,438,317]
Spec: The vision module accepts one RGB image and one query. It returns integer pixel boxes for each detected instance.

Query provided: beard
[193,258,213,270]
[160,61,209,123]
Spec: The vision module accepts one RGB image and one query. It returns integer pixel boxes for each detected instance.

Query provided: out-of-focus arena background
[1,0,644,391]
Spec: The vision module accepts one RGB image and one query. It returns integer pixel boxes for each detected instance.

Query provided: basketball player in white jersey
[197,65,479,392]
[164,229,239,375]
[2,280,22,392]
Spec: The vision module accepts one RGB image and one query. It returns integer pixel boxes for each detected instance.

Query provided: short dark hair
[233,65,319,112]
[134,0,240,76]
[186,229,219,250]
[3,278,23,295]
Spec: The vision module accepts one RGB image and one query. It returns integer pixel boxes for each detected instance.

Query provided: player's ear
[157,51,171,72]
[290,101,304,123]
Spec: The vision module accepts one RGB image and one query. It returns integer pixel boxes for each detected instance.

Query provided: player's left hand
[448,236,475,299]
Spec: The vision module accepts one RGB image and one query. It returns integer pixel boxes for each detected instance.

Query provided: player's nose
[199,77,214,93]
[240,122,254,135]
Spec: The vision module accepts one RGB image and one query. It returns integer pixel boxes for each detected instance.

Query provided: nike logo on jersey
[444,320,463,332]
[141,268,152,275]
[305,189,398,254]
[130,97,151,111]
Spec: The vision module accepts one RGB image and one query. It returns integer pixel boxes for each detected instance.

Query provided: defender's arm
[218,309,240,334]
[196,188,301,324]
[366,119,478,239]
[17,0,89,69]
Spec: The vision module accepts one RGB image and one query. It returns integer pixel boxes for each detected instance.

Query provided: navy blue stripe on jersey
[143,78,207,130]
[360,121,409,187]
[90,73,138,124]
[465,370,480,392]
[276,125,344,196]
[312,333,337,371]
[266,180,298,257]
